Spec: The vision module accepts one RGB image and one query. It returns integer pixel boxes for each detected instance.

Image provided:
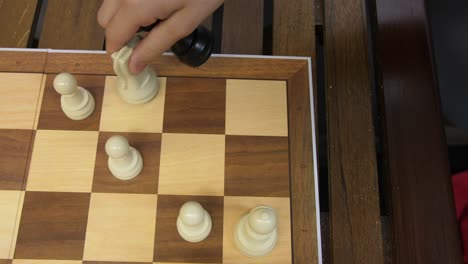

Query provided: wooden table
[0,0,462,263]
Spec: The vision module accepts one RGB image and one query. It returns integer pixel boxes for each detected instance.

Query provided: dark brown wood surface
[0,0,38,48]
[15,191,91,259]
[163,77,226,134]
[0,129,33,190]
[38,74,105,131]
[39,0,104,50]
[287,65,318,263]
[44,52,307,79]
[225,135,290,197]
[93,132,161,194]
[375,0,463,262]
[324,0,384,263]
[273,0,315,57]
[0,51,46,73]
[221,0,264,54]
[154,195,224,263]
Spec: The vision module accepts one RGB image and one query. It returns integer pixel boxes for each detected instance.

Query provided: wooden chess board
[0,49,320,264]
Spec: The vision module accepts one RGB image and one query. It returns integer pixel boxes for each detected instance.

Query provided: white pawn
[234,205,278,257]
[53,73,95,120]
[177,201,212,243]
[105,135,143,180]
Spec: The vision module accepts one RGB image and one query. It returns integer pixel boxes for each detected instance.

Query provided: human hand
[98,0,223,74]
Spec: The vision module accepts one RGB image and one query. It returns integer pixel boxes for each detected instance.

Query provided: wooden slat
[44,53,306,80]
[0,51,46,73]
[324,0,384,263]
[221,0,263,54]
[0,0,39,48]
[375,0,463,262]
[39,0,104,50]
[287,65,319,264]
[273,0,315,57]
[314,0,324,26]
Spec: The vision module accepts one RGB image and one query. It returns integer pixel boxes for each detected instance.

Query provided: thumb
[129,9,196,74]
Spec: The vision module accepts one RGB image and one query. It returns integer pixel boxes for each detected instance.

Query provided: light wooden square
[158,133,225,196]
[0,73,43,129]
[223,196,292,264]
[13,260,82,264]
[100,76,166,133]
[226,80,288,136]
[27,130,98,192]
[0,190,23,259]
[83,193,157,262]
[33,74,47,129]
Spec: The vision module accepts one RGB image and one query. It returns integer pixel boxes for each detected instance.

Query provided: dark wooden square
[0,129,33,190]
[92,132,161,194]
[0,260,11,264]
[15,191,90,260]
[163,77,226,134]
[37,74,104,131]
[154,195,223,263]
[225,135,290,197]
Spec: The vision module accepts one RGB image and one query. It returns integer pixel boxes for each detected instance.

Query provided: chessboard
[0,49,320,264]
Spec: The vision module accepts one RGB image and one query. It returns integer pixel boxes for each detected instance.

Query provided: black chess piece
[139,22,214,67]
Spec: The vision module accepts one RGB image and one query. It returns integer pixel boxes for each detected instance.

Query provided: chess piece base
[61,87,95,120]
[117,68,159,105]
[108,147,143,180]
[177,211,212,243]
[234,214,278,257]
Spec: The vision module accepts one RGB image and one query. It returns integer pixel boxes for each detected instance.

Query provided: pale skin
[98,0,224,74]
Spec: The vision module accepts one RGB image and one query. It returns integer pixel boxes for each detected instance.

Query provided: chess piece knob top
[54,72,77,95]
[248,206,277,235]
[105,135,130,160]
[179,201,205,226]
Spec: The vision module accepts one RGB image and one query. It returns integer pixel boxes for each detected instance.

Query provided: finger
[129,9,198,74]
[104,4,150,54]
[97,0,122,28]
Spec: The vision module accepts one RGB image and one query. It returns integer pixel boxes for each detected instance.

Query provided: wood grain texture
[273,0,315,57]
[158,133,225,196]
[0,51,46,73]
[163,77,226,134]
[0,73,43,129]
[44,53,307,79]
[314,0,324,26]
[221,0,263,54]
[0,260,10,264]
[93,132,161,194]
[287,66,318,264]
[27,130,99,193]
[14,261,81,264]
[15,191,90,260]
[154,195,223,263]
[100,76,166,133]
[38,74,105,131]
[0,0,38,48]
[0,130,33,190]
[83,193,157,262]
[324,0,384,262]
[375,0,463,262]
[225,135,290,197]
[0,190,23,259]
[84,262,151,264]
[39,0,104,49]
[225,79,288,137]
